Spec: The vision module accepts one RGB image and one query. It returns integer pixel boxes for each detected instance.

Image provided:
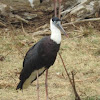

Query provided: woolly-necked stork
[16,17,66,99]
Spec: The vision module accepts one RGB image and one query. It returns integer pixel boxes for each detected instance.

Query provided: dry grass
[0,26,100,100]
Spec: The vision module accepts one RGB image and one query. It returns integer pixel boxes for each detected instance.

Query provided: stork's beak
[56,21,67,37]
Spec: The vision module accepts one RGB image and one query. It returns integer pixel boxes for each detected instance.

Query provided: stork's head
[50,17,67,36]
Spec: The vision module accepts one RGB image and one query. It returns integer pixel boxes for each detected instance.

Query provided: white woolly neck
[50,19,61,44]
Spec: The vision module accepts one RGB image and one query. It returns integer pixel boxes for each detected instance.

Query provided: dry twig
[0,21,6,27]
[59,53,81,100]
[71,71,81,100]
[63,18,100,27]
[14,15,29,24]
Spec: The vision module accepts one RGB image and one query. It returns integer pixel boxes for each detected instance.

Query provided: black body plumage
[16,36,60,90]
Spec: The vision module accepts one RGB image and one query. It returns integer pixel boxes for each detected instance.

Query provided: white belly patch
[23,67,46,89]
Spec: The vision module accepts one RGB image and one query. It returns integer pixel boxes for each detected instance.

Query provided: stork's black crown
[52,17,61,22]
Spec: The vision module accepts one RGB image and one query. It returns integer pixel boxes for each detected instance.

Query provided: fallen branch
[14,15,29,24]
[61,3,80,16]
[71,71,81,100]
[62,0,100,22]
[63,17,100,27]
[59,53,73,85]
[0,21,6,27]
[59,53,81,100]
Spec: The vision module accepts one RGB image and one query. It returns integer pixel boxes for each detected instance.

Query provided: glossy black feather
[16,36,60,90]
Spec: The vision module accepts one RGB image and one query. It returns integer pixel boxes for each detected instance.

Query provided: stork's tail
[16,81,23,90]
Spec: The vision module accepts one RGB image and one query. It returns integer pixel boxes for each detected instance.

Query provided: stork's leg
[45,69,48,100]
[58,0,62,18]
[37,71,40,100]
[54,0,57,17]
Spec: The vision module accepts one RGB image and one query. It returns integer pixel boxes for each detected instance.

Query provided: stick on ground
[59,53,81,100]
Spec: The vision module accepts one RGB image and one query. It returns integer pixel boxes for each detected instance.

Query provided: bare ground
[0,25,100,100]
[0,0,100,100]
